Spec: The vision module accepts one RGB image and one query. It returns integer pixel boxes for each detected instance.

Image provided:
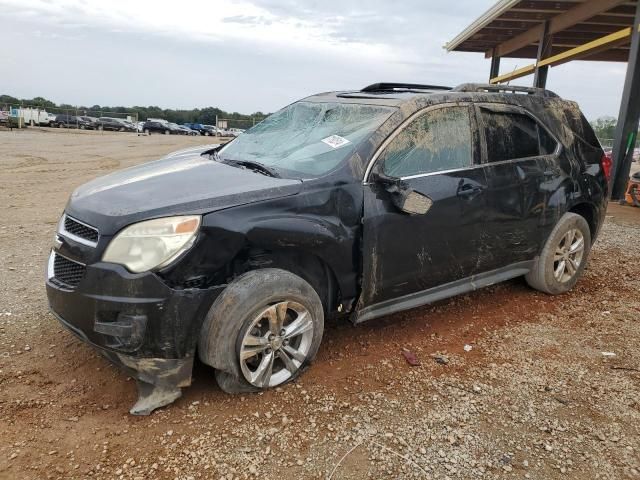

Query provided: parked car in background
[45,112,57,126]
[54,114,91,129]
[183,123,207,135]
[122,120,137,132]
[97,117,135,132]
[167,122,185,135]
[0,110,8,124]
[202,125,221,136]
[176,124,198,135]
[142,120,173,135]
[228,128,245,137]
[79,116,99,130]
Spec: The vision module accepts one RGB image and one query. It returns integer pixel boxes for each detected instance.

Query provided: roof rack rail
[361,82,452,93]
[452,83,558,98]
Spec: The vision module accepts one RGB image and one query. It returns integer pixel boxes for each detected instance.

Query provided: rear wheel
[144,128,150,135]
[164,129,170,135]
[199,269,324,394]
[525,212,591,294]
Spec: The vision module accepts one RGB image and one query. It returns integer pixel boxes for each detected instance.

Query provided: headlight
[103,216,200,273]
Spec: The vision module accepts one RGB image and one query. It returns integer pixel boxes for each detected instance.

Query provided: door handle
[457,183,484,197]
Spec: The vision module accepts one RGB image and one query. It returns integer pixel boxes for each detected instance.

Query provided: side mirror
[391,188,433,215]
[371,171,433,215]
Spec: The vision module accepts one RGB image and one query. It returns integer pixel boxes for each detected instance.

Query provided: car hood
[65,146,302,235]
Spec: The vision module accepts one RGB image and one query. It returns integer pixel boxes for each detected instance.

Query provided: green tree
[0,93,268,127]
[590,116,617,142]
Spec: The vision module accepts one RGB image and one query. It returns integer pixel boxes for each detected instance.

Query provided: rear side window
[481,109,557,162]
[381,106,473,177]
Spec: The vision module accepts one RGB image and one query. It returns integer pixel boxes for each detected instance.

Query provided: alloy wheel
[239,301,314,388]
[553,228,585,283]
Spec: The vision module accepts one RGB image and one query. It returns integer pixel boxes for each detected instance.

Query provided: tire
[58,123,64,128]
[97,125,103,131]
[198,268,324,394]
[525,212,591,295]
[164,130,170,135]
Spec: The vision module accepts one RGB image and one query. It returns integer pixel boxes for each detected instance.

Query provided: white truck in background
[10,107,52,126]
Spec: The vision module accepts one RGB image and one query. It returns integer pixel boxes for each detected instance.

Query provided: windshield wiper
[220,157,281,178]
[207,148,281,178]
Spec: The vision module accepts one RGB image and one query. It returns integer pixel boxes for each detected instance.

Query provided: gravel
[1,130,639,479]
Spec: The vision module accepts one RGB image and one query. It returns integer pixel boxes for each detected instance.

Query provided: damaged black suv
[46,82,609,414]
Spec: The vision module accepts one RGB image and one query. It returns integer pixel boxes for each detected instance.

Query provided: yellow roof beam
[490,24,638,84]
[490,65,536,84]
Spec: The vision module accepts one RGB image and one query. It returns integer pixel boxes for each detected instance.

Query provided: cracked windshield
[219,101,394,178]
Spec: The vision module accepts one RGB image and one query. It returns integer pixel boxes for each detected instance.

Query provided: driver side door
[356,104,489,322]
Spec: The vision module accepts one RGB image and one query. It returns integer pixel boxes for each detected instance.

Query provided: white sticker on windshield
[321,135,351,149]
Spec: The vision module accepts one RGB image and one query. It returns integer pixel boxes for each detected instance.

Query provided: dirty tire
[525,212,591,295]
[198,268,324,394]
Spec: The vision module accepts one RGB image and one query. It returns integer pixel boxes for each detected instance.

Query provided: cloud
[0,0,627,119]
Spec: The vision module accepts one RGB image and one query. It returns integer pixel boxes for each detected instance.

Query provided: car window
[481,109,557,162]
[381,106,473,178]
[538,126,557,155]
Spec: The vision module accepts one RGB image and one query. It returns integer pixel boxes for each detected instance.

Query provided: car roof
[301,82,561,110]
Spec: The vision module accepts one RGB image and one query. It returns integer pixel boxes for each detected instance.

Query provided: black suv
[46,83,609,414]
[55,114,91,129]
[97,117,134,132]
[142,120,172,135]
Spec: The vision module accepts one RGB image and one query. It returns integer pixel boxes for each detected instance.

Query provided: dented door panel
[482,158,548,267]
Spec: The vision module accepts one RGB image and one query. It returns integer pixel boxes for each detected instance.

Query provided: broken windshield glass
[219,101,395,178]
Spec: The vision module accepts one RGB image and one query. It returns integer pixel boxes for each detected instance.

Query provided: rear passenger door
[477,103,560,269]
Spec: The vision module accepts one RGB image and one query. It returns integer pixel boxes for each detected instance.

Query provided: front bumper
[46,250,224,412]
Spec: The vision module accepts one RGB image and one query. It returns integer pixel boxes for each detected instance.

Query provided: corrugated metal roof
[445,0,638,62]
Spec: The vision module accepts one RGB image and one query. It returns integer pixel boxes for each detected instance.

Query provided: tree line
[0,94,268,128]
[1,94,636,139]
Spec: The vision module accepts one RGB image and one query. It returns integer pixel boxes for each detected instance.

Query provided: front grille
[52,254,86,288]
[63,215,99,244]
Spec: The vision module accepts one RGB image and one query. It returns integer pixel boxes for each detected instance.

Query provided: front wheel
[199,269,324,394]
[525,212,591,295]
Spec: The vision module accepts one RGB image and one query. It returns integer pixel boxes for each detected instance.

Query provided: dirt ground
[1,129,639,480]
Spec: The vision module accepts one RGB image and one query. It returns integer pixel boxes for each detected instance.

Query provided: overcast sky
[0,0,628,119]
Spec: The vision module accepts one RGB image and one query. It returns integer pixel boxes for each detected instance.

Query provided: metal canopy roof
[446,0,638,62]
